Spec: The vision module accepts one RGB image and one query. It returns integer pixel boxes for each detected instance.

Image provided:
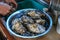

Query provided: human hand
[0,0,17,16]
[0,2,11,16]
[5,0,17,9]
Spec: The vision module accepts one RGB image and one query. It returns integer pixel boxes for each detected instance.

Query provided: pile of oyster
[12,10,46,36]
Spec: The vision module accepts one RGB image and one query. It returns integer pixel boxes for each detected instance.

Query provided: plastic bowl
[6,9,52,38]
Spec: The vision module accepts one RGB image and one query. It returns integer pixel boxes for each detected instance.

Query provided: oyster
[21,15,34,23]
[12,19,26,34]
[27,11,40,19]
[35,19,45,25]
[27,24,45,33]
[27,11,36,17]
[12,18,20,25]
[37,12,45,17]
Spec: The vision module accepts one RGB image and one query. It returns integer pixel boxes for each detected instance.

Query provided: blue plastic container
[6,9,52,38]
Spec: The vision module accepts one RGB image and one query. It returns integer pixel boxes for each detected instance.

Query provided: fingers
[0,2,12,16]
[5,0,17,8]
[0,0,17,16]
[12,0,17,8]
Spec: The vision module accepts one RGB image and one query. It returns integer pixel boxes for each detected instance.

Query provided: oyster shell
[35,19,45,25]
[12,18,20,25]
[37,12,45,17]
[12,19,26,34]
[27,11,40,19]
[27,24,45,33]
[21,15,34,23]
[27,11,36,17]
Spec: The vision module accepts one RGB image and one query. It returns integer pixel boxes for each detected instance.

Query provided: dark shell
[21,15,34,23]
[26,23,45,33]
[12,18,26,34]
[27,11,40,19]
[35,19,45,25]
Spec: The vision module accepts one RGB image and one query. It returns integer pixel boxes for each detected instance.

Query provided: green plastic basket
[16,0,48,11]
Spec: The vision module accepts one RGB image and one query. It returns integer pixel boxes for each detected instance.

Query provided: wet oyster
[12,19,26,34]
[27,11,40,19]
[27,11,36,17]
[12,18,20,25]
[37,12,45,17]
[35,19,45,25]
[27,24,45,33]
[21,15,34,23]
